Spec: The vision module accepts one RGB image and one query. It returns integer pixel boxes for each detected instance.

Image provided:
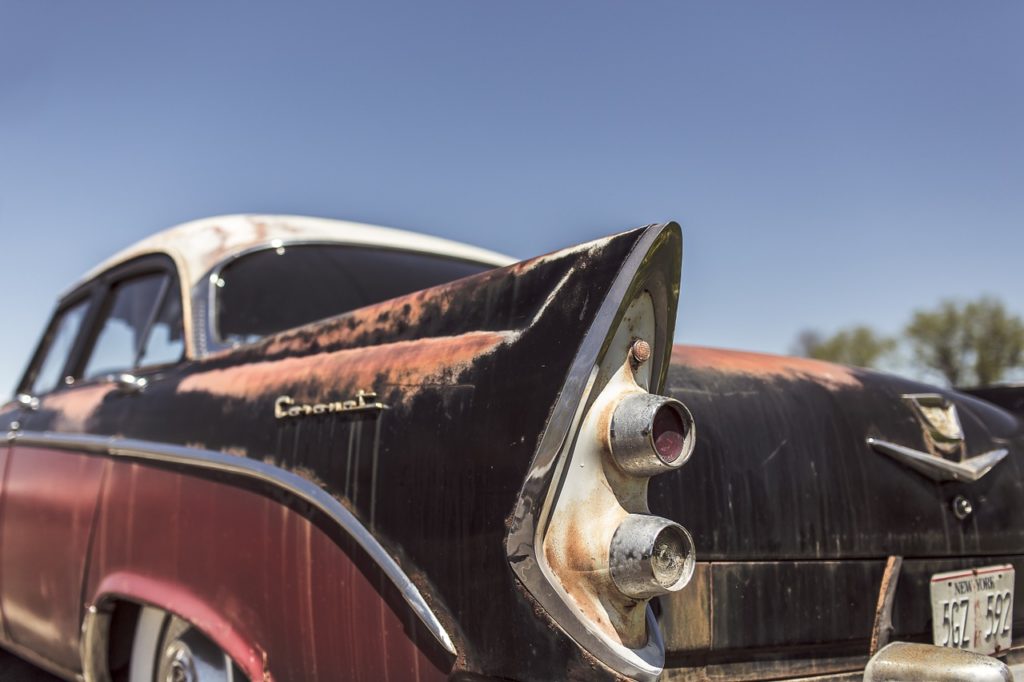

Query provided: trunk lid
[651,345,1024,674]
[651,345,1024,561]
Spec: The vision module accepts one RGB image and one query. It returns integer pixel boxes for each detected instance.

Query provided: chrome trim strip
[867,438,1009,483]
[80,603,112,682]
[8,429,457,657]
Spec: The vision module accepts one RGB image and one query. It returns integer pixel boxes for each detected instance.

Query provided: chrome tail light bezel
[609,393,695,476]
[609,514,696,599]
[505,223,688,681]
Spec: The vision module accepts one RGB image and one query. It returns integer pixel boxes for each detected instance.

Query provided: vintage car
[0,214,1021,682]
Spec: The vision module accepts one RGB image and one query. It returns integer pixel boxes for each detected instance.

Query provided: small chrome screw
[630,339,652,366]
[952,495,973,520]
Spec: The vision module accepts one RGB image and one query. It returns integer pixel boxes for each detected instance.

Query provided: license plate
[930,564,1014,655]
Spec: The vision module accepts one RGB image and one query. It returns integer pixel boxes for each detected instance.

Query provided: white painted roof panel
[72,214,515,295]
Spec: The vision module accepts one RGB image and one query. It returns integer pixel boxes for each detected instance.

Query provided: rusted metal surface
[178,331,513,408]
[655,344,1024,561]
[629,338,652,366]
[504,225,684,681]
[670,345,861,390]
[658,563,711,653]
[662,654,869,681]
[654,346,1024,677]
[1,224,659,680]
[869,556,903,655]
[4,211,1024,680]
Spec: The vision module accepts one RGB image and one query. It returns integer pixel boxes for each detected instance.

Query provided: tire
[129,607,242,682]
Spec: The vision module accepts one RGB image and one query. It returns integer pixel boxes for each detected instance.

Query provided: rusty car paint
[653,346,1024,678]
[670,345,861,390]
[3,212,1023,681]
[655,345,1024,561]
[3,224,659,680]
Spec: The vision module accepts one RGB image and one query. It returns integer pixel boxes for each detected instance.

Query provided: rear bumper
[662,641,1024,681]
[864,642,1011,681]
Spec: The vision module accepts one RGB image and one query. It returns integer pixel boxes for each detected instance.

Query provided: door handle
[14,394,39,411]
[111,373,148,394]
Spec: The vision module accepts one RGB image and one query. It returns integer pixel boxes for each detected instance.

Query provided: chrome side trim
[868,438,1009,483]
[80,603,112,682]
[8,429,457,657]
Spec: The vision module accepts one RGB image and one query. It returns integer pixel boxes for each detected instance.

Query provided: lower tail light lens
[609,514,696,599]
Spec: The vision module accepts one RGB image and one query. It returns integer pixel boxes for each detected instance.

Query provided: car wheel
[129,606,240,682]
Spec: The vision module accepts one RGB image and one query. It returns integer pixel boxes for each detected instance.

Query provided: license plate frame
[930,564,1014,655]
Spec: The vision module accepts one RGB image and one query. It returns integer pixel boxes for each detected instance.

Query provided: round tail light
[609,514,696,599]
[608,393,695,476]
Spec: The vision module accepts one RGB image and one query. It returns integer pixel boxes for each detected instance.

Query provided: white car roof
[73,214,515,295]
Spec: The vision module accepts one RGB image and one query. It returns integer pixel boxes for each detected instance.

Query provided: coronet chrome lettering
[274,390,386,419]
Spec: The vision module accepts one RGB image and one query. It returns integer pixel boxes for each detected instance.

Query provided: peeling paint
[179,331,512,405]
[671,345,861,390]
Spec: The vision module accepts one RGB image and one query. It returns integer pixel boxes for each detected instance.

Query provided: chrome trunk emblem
[867,393,1009,483]
[867,438,1007,482]
[903,393,964,455]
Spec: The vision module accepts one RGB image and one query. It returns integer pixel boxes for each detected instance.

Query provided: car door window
[83,273,183,379]
[28,299,91,396]
[138,281,184,367]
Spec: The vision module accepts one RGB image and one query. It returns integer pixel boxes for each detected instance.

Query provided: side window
[83,272,184,380]
[216,245,490,345]
[140,285,184,367]
[27,299,91,396]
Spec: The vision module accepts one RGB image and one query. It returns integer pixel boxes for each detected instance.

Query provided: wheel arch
[81,572,268,682]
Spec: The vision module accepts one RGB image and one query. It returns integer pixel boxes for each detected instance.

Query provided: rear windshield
[215,244,492,345]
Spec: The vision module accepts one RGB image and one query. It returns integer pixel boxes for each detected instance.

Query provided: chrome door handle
[111,373,148,394]
[14,393,40,411]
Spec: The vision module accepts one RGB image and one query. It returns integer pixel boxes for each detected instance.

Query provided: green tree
[905,297,1024,386]
[793,325,896,368]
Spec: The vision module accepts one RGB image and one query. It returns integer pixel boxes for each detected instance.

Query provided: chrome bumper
[864,642,1013,681]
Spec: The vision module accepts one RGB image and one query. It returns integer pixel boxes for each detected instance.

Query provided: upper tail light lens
[652,402,687,463]
[609,393,695,476]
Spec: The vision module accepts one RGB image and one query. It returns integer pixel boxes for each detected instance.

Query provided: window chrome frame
[15,254,188,402]
[75,255,187,387]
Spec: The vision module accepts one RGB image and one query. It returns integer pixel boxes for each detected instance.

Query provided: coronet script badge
[275,389,387,420]
[867,393,1008,483]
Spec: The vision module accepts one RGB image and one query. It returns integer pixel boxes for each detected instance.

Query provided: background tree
[792,325,896,368]
[905,297,1024,386]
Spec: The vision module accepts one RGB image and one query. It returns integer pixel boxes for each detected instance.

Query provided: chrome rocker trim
[6,429,457,657]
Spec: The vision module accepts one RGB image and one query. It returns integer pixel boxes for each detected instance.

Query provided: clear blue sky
[1,1,1022,393]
